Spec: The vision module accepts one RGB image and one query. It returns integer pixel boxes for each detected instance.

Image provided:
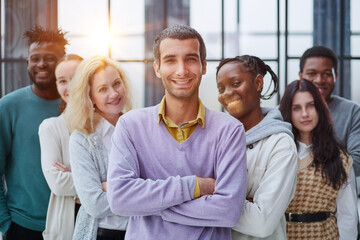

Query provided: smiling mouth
[108,98,121,105]
[226,100,242,112]
[36,71,49,77]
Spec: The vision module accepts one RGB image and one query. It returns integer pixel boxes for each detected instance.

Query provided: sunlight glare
[90,26,111,55]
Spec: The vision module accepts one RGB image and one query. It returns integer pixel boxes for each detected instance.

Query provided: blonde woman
[64,56,131,240]
[39,54,83,240]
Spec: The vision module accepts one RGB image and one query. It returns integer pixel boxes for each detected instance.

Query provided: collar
[97,117,114,138]
[157,96,205,128]
[297,140,312,159]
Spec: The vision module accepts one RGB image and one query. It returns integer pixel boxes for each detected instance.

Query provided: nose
[221,87,234,99]
[110,87,120,98]
[313,73,325,84]
[175,61,188,76]
[301,108,309,117]
[37,58,47,68]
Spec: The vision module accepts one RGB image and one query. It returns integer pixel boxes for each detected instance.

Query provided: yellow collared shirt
[157,96,205,143]
[157,96,205,198]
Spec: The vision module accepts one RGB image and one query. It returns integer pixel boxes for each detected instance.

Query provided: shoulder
[40,115,65,129]
[0,87,29,109]
[117,106,158,127]
[205,108,243,129]
[70,130,89,146]
[261,132,297,152]
[330,95,360,111]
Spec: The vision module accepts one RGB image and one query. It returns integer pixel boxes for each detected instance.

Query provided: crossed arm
[107,121,247,227]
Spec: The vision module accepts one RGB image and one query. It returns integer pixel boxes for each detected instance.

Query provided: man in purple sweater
[107,24,247,240]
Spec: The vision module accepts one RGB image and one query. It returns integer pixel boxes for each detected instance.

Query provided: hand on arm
[53,161,69,172]
[39,122,76,196]
[107,120,195,216]
[197,177,215,196]
[232,134,297,238]
[101,182,107,192]
[159,125,247,227]
[69,132,113,218]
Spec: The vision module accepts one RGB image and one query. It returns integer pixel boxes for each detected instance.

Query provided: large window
[1,0,359,107]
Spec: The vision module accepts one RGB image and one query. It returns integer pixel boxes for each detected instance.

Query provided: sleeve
[0,102,12,233]
[107,119,196,217]
[159,125,247,227]
[39,120,77,197]
[347,106,360,176]
[232,134,298,238]
[336,163,358,240]
[69,132,113,218]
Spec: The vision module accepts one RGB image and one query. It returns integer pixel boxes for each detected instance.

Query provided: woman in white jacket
[39,54,83,240]
[216,55,298,240]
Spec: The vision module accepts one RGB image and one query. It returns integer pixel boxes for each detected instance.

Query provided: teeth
[227,100,242,112]
[173,79,190,85]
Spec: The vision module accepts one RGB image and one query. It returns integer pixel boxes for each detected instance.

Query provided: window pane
[239,0,277,32]
[118,62,145,109]
[239,36,277,59]
[58,0,109,56]
[199,61,222,112]
[111,36,145,60]
[111,0,145,60]
[288,35,313,57]
[351,0,360,32]
[351,36,360,56]
[190,0,222,59]
[351,60,360,104]
[288,0,313,32]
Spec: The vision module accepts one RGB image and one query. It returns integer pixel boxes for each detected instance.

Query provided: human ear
[202,59,207,75]
[153,61,161,78]
[299,71,303,79]
[255,74,264,92]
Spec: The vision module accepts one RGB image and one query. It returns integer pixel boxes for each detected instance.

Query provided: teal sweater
[0,86,60,233]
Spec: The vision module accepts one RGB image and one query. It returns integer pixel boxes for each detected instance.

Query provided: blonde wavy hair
[64,55,132,135]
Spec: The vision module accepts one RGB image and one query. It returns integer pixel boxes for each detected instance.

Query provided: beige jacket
[39,115,77,240]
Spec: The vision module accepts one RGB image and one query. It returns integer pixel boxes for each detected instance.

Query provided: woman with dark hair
[216,55,298,240]
[39,54,83,240]
[279,79,357,240]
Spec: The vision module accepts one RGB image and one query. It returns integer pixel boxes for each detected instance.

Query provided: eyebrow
[292,101,315,106]
[162,53,200,60]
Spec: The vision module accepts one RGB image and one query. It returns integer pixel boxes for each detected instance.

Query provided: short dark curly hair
[299,46,338,73]
[153,24,206,66]
[23,25,69,54]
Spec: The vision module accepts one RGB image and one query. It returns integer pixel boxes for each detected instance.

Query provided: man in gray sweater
[299,46,360,176]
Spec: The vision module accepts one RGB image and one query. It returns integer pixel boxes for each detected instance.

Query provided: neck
[31,84,60,100]
[239,107,264,132]
[101,112,122,126]
[299,132,312,146]
[164,93,199,126]
[325,95,333,105]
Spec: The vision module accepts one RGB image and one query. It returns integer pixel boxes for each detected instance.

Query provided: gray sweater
[69,122,128,240]
[328,95,360,176]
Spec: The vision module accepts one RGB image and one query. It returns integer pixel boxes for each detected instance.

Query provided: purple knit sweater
[107,105,247,240]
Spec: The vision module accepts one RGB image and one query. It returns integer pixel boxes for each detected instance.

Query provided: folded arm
[69,132,113,218]
[159,126,247,227]
[232,134,298,238]
[39,121,77,197]
[107,121,197,216]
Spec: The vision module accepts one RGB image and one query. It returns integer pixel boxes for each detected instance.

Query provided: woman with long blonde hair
[64,56,132,240]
